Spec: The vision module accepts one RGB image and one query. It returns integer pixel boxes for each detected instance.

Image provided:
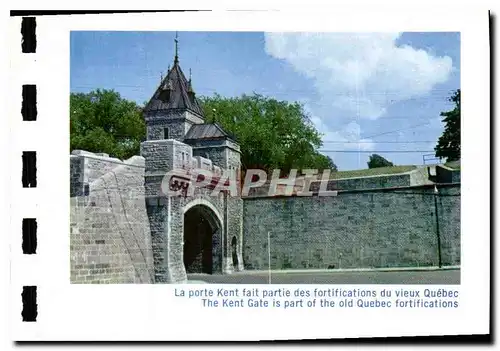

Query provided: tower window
[164,127,169,139]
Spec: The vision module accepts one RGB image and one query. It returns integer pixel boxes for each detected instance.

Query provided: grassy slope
[444,161,461,170]
[329,165,417,179]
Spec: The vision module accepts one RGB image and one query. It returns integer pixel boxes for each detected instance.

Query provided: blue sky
[70,31,460,170]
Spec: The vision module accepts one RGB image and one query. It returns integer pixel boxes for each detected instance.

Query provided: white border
[5,5,490,341]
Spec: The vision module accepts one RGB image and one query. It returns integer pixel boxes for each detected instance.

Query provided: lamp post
[434,185,442,268]
[268,231,272,284]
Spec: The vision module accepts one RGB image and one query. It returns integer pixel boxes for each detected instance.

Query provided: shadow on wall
[70,151,154,284]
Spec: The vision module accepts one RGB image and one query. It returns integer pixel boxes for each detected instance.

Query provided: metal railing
[423,153,443,165]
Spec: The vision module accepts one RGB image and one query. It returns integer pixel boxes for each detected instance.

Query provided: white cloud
[265,32,453,120]
[310,115,375,152]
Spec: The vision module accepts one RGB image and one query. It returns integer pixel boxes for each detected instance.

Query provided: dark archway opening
[183,205,221,274]
[231,236,239,269]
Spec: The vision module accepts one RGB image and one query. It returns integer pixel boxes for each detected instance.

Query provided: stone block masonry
[69,147,460,283]
[242,184,460,271]
[70,151,154,284]
[141,136,244,282]
[436,165,461,184]
[247,170,416,197]
[69,44,464,283]
[326,173,411,191]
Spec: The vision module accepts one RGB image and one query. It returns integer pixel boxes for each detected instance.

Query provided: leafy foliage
[199,93,337,173]
[367,154,394,169]
[435,89,460,162]
[69,90,338,172]
[70,89,145,160]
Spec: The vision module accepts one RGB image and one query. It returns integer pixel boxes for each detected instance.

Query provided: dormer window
[159,89,170,102]
[164,127,169,139]
[159,80,173,103]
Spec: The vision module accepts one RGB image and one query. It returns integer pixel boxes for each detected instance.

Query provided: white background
[1,0,494,346]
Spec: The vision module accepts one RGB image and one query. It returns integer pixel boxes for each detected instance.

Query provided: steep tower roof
[143,38,205,117]
[184,123,234,141]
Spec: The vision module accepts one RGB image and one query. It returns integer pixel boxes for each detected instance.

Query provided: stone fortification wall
[70,151,154,283]
[242,184,460,271]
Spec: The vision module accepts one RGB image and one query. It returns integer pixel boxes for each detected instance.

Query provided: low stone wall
[70,152,154,284]
[245,172,414,197]
[242,184,460,271]
[436,165,461,184]
[322,173,411,191]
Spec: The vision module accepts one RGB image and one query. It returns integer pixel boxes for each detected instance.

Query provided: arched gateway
[141,39,243,283]
[183,201,223,274]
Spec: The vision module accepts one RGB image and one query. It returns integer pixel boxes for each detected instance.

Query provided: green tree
[199,93,337,173]
[315,154,338,172]
[435,89,461,161]
[70,89,145,160]
[368,154,394,168]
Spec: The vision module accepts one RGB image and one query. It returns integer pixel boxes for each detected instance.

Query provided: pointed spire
[143,33,205,118]
[187,68,195,102]
[188,68,193,92]
[174,31,179,64]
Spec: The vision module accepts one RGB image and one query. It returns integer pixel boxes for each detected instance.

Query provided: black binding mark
[22,218,37,254]
[21,17,36,53]
[22,85,37,121]
[21,286,37,322]
[22,151,37,188]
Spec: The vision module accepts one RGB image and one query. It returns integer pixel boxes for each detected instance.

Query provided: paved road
[188,269,460,284]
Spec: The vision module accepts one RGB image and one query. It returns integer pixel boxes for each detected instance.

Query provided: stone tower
[140,35,244,283]
[142,39,205,142]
